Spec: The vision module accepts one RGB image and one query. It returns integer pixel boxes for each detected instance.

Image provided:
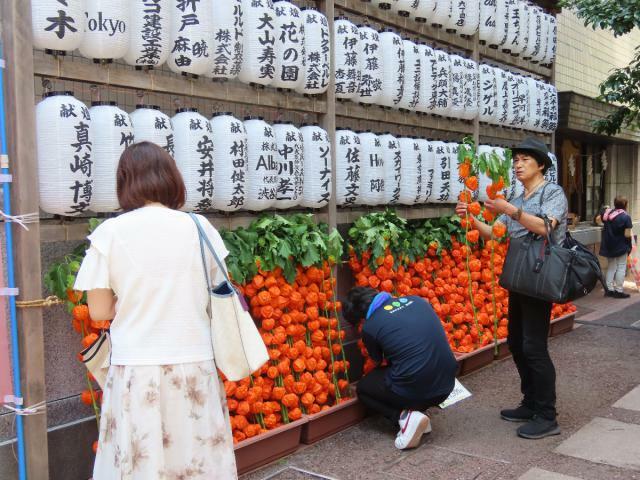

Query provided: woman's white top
[74,205,228,365]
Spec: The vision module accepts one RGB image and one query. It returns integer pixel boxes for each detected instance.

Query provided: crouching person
[343,287,458,450]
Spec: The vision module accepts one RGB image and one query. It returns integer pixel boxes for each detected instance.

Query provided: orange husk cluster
[349,241,576,375]
[228,262,350,444]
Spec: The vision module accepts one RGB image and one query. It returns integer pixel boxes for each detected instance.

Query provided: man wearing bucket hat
[456,137,568,439]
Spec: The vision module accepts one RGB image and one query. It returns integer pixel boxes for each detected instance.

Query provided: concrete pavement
[241,287,640,480]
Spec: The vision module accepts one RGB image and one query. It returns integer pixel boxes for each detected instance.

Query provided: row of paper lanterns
[336,20,557,132]
[36,92,332,216]
[336,132,558,207]
[364,0,556,65]
[31,0,330,94]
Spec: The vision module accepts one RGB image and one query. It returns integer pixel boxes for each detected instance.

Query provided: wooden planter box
[234,417,308,476]
[454,343,496,376]
[301,397,367,445]
[494,339,511,359]
[549,313,575,337]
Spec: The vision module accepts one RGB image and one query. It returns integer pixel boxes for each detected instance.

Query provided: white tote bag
[190,214,268,381]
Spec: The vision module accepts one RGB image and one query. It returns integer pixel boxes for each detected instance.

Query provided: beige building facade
[554,9,640,222]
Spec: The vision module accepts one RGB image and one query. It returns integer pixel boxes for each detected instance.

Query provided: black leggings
[507,290,556,420]
[356,367,449,424]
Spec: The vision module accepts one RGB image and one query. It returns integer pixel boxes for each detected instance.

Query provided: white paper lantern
[238,0,276,86]
[355,26,383,105]
[510,73,528,128]
[32,0,85,53]
[431,0,452,27]
[273,123,304,209]
[79,1,130,61]
[89,102,133,213]
[244,117,278,210]
[523,5,541,60]
[502,0,528,57]
[398,40,421,111]
[545,83,558,132]
[432,49,451,117]
[398,137,422,205]
[358,132,385,206]
[494,0,511,49]
[334,18,360,99]
[379,133,402,205]
[129,105,174,156]
[477,145,493,202]
[210,113,248,211]
[396,0,419,17]
[300,125,331,209]
[271,1,304,89]
[479,64,497,124]
[171,109,214,212]
[296,9,330,95]
[531,80,546,132]
[453,0,480,37]
[417,44,436,114]
[207,0,243,79]
[168,0,214,76]
[505,70,518,127]
[525,77,539,131]
[447,143,465,201]
[495,67,510,126]
[414,139,430,203]
[335,130,361,206]
[543,14,557,65]
[124,0,171,68]
[415,0,436,23]
[421,141,437,203]
[448,55,466,119]
[479,0,497,45]
[379,30,405,108]
[461,58,479,120]
[545,152,559,184]
[532,12,550,63]
[431,140,452,203]
[37,92,93,216]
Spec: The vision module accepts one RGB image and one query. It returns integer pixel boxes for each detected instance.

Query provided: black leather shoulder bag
[499,185,604,303]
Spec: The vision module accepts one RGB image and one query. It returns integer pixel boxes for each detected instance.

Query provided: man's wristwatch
[510,208,523,221]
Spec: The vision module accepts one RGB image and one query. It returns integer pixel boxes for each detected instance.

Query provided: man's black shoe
[517,415,561,439]
[604,289,615,297]
[500,404,535,422]
[613,291,630,299]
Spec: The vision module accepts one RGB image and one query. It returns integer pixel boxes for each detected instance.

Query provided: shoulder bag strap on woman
[188,213,232,285]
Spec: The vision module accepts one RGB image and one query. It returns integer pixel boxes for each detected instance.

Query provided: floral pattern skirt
[93,360,237,480]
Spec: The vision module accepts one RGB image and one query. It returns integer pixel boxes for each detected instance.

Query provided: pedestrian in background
[597,196,633,298]
[456,138,568,440]
[74,142,237,479]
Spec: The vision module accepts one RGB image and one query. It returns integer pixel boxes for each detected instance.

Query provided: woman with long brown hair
[74,142,237,479]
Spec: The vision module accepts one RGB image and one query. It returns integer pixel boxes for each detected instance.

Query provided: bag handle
[189,213,232,287]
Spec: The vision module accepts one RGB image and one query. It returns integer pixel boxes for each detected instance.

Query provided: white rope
[0,210,39,231]
[2,401,47,416]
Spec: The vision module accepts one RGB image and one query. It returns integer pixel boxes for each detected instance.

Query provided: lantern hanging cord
[16,296,64,309]
[0,210,39,231]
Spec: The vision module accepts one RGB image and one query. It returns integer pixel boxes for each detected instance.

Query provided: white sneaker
[398,410,432,432]
[394,410,431,450]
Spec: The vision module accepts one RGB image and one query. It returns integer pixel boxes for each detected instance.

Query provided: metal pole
[0,39,27,480]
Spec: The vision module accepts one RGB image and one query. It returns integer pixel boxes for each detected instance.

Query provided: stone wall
[556,10,640,99]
